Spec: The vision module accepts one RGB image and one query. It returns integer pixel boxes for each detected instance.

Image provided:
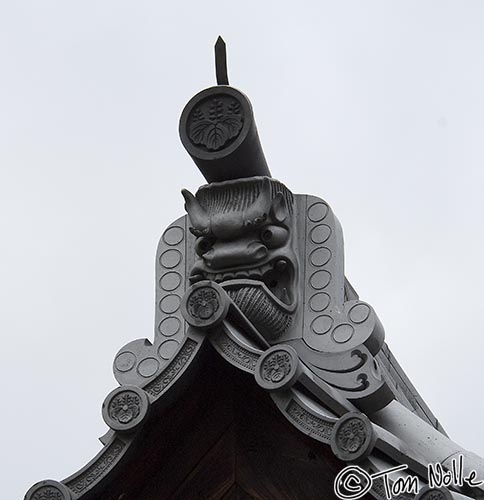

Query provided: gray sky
[2,1,484,498]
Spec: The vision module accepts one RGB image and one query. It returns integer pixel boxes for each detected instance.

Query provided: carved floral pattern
[336,417,367,453]
[261,351,292,383]
[188,98,243,151]
[188,288,219,320]
[66,440,125,494]
[108,392,141,424]
[287,401,333,442]
[215,334,258,371]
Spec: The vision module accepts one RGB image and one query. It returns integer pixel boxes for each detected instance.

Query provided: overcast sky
[2,1,484,498]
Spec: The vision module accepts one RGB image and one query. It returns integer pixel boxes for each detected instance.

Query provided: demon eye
[260,225,289,249]
[195,236,214,256]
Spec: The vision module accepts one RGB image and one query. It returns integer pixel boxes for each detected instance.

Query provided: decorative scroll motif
[335,417,367,453]
[286,400,333,442]
[187,287,220,320]
[31,487,64,500]
[66,439,125,495]
[144,339,197,397]
[188,98,243,151]
[261,351,292,383]
[213,333,258,372]
[108,392,141,425]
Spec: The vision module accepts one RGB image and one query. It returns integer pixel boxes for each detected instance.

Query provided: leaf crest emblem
[188,98,243,151]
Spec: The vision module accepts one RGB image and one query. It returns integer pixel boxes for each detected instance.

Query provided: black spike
[215,36,229,85]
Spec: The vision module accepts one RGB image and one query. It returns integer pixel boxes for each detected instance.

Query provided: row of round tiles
[159,229,184,303]
[307,202,333,292]
[158,226,186,338]
[158,291,184,336]
[308,204,332,257]
[114,338,180,379]
[307,200,335,333]
[307,287,371,343]
[309,303,371,344]
[307,201,370,344]
[158,295,184,334]
[309,295,371,320]
[308,249,332,289]
[114,225,186,378]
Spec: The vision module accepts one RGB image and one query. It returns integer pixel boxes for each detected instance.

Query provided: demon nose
[203,241,268,269]
[247,242,269,261]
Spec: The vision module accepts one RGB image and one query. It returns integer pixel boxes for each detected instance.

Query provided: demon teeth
[196,259,289,285]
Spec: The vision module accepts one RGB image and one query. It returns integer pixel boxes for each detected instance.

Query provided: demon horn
[244,177,273,223]
[181,189,210,235]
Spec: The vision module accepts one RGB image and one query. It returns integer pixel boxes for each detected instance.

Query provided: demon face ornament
[182,176,297,341]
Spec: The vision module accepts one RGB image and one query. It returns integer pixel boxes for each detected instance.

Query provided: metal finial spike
[215,36,229,85]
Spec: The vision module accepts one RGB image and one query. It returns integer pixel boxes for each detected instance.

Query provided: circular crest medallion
[24,480,72,500]
[182,281,229,328]
[102,385,150,432]
[331,412,375,462]
[255,345,301,391]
